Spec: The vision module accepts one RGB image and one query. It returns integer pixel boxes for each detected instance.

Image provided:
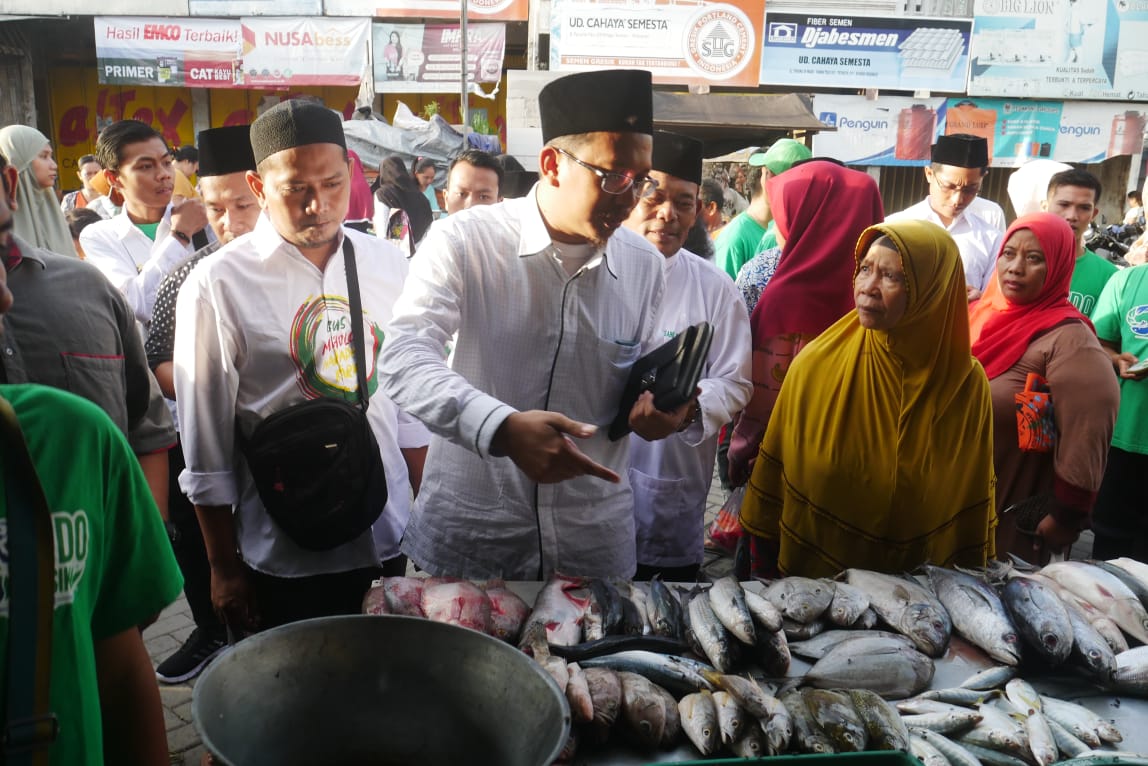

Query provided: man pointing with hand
[381,69,686,580]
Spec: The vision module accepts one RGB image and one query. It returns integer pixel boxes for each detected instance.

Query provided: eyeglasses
[931,174,981,198]
[554,147,658,198]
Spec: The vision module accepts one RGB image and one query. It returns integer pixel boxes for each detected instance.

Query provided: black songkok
[931,133,989,169]
[652,130,703,186]
[250,99,346,166]
[196,125,255,178]
[538,70,654,144]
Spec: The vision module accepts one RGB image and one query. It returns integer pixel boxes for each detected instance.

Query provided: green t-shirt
[714,212,767,280]
[0,384,183,765]
[134,221,161,241]
[1069,248,1118,317]
[1092,265,1148,454]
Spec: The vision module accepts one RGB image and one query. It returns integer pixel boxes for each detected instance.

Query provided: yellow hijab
[740,220,996,577]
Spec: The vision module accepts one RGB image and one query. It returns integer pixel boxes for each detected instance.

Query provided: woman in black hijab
[373,155,434,251]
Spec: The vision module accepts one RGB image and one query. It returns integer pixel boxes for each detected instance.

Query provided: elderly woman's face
[855,242,909,331]
[996,228,1048,305]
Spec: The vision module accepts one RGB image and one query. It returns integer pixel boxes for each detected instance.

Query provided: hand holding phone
[1127,358,1148,375]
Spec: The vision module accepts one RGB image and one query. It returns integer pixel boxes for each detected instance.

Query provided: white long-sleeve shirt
[628,248,752,568]
[174,216,429,576]
[79,203,192,325]
[887,198,1003,292]
[379,190,667,581]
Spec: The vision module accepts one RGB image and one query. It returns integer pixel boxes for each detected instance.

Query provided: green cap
[748,138,812,175]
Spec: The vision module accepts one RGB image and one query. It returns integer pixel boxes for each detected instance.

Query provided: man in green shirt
[1043,168,1117,317]
[713,138,810,280]
[1089,264,1148,560]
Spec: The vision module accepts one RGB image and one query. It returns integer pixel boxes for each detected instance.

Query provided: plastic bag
[705,486,746,555]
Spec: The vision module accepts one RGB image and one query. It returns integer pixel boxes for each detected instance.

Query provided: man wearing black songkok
[174,100,429,630]
[381,70,692,580]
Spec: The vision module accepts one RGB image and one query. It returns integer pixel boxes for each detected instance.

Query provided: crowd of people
[1,68,1147,763]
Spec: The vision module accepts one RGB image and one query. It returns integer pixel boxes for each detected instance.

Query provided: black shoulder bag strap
[0,396,59,766]
[342,236,370,412]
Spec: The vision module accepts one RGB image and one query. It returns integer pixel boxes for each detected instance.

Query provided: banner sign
[968,0,1148,101]
[325,0,528,22]
[373,22,505,94]
[95,17,369,89]
[189,0,321,15]
[760,13,971,93]
[549,0,767,88]
[813,94,1147,167]
[238,18,370,88]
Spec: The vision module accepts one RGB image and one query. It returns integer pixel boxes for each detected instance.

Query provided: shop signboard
[549,0,767,88]
[324,0,528,22]
[188,0,321,15]
[759,13,972,93]
[94,17,243,88]
[239,18,370,88]
[968,0,1148,101]
[814,93,1145,167]
[373,22,506,94]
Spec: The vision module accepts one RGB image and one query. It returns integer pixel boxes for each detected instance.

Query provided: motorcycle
[1084,221,1132,266]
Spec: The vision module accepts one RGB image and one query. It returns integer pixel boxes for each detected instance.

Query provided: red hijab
[969,212,1091,379]
[751,160,885,340]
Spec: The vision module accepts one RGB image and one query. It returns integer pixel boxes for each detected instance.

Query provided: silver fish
[911,733,952,766]
[1116,645,1148,695]
[618,671,666,749]
[679,691,720,756]
[1002,577,1073,666]
[578,650,715,696]
[1024,710,1058,766]
[520,573,589,648]
[789,630,915,660]
[709,576,757,645]
[782,689,835,754]
[1063,598,1118,683]
[850,688,911,751]
[917,687,1000,706]
[565,662,594,723]
[688,587,734,672]
[805,635,935,699]
[647,575,684,640]
[958,665,1017,690]
[845,569,952,657]
[764,576,835,624]
[622,581,652,636]
[1004,678,1043,714]
[760,692,793,755]
[827,580,871,627]
[744,587,784,632]
[1047,717,1093,759]
[804,688,868,752]
[854,607,879,630]
[582,666,622,745]
[960,741,1033,766]
[925,565,1021,666]
[754,625,792,677]
[1040,561,1148,645]
[901,711,983,735]
[784,617,829,641]
[702,671,775,721]
[898,699,983,716]
[652,682,680,748]
[910,727,981,766]
[1040,695,1122,745]
[958,703,1028,754]
[730,725,767,758]
[713,690,749,746]
[1108,557,1148,600]
[1092,560,1148,611]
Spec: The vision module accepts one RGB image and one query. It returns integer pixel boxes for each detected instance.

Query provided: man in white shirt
[887,134,1003,301]
[80,120,208,325]
[381,69,689,581]
[622,131,753,581]
[174,100,429,630]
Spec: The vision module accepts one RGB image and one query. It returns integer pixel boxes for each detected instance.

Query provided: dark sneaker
[155,628,227,684]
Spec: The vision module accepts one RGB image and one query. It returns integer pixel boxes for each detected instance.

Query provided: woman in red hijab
[969,212,1119,562]
[727,159,885,486]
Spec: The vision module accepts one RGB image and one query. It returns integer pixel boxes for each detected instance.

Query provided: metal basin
[192,615,570,766]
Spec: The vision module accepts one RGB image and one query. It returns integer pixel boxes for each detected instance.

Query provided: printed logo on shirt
[1069,291,1095,317]
[1127,304,1148,338]
[0,510,89,616]
[290,295,385,400]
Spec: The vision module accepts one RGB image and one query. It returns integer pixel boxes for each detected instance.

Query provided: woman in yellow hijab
[740,220,996,578]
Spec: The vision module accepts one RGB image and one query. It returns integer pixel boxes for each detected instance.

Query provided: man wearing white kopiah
[622,131,752,582]
[381,69,692,581]
[174,100,428,631]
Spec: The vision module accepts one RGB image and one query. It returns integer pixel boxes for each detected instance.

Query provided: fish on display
[844,569,952,657]
[764,576,835,624]
[1061,598,1118,682]
[804,634,935,699]
[713,689,750,746]
[482,581,531,642]
[548,633,688,662]
[1040,561,1148,645]
[781,689,835,754]
[565,662,593,724]
[519,573,589,649]
[577,649,715,696]
[1046,716,1093,759]
[789,630,916,661]
[730,725,767,758]
[652,682,681,748]
[960,740,1033,766]
[520,622,569,692]
[1108,557,1148,603]
[910,726,982,766]
[622,581,653,636]
[647,575,684,639]
[708,576,757,644]
[803,688,869,752]
[701,671,775,721]
[958,665,1017,691]
[760,692,794,755]
[1039,695,1122,746]
[1023,709,1058,766]
[900,710,984,736]
[917,686,1002,707]
[618,589,645,637]
[1004,677,1043,714]
[1114,645,1148,694]
[1092,560,1148,610]
[421,579,492,634]
[678,691,720,756]
[849,688,911,751]
[925,565,1021,666]
[362,580,389,615]
[687,586,735,672]
[784,617,829,641]
[910,732,950,766]
[618,671,668,749]
[958,702,1028,754]
[854,608,879,630]
[584,578,626,641]
[826,580,871,627]
[381,576,426,616]
[753,624,792,677]
[1001,576,1073,666]
[582,666,622,745]
[743,586,784,632]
